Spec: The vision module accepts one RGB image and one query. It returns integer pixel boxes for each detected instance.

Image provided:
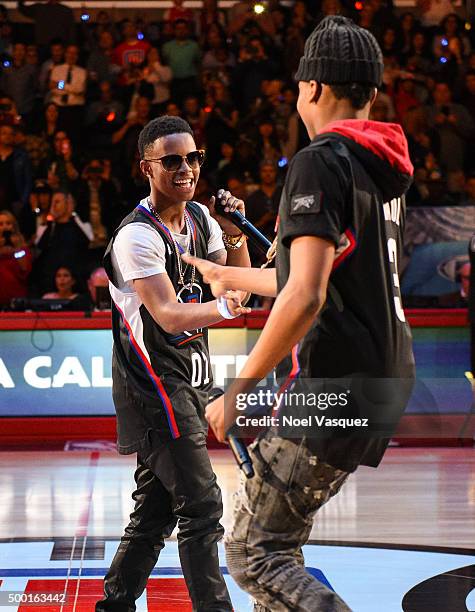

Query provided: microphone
[215,189,272,255]
[209,388,254,479]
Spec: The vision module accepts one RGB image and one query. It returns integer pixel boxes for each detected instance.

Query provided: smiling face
[141,132,200,206]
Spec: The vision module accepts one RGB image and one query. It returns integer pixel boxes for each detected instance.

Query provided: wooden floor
[0,447,474,611]
[0,447,473,547]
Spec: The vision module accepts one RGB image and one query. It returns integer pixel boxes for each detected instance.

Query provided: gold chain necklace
[148,199,196,288]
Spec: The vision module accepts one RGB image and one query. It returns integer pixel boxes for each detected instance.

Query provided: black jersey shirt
[104,201,215,454]
[275,120,416,471]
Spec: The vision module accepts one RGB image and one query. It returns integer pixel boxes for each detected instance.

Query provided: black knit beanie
[294,16,383,87]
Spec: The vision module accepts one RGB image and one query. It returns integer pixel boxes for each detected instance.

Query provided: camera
[57,80,65,90]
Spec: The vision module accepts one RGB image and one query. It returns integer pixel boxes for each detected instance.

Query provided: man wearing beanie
[185,15,415,611]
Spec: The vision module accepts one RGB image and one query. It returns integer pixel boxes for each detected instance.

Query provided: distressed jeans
[225,431,352,611]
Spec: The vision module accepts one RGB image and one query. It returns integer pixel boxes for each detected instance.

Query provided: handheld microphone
[215,189,272,255]
[209,388,254,479]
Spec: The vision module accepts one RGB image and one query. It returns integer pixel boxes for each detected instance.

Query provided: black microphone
[209,388,254,479]
[215,189,272,255]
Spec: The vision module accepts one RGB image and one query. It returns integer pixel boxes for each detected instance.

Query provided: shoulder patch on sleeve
[290,192,322,215]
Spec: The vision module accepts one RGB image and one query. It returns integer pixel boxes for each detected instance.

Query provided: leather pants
[96,431,232,612]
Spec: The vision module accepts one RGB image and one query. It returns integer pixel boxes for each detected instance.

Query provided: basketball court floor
[0,446,474,611]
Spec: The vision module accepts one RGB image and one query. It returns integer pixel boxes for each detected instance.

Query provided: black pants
[96,431,232,611]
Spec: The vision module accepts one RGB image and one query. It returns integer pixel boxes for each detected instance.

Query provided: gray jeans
[225,432,353,612]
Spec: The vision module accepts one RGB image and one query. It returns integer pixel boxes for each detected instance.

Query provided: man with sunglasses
[97,115,251,611]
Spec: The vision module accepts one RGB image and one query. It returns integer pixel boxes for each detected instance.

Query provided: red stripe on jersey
[114,302,180,439]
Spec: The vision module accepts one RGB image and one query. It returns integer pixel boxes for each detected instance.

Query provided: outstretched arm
[205,234,335,441]
[182,253,277,298]
[134,272,249,335]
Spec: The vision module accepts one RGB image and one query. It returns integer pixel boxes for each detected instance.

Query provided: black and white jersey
[104,198,223,451]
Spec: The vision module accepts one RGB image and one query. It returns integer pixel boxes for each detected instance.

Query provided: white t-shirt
[111,198,224,294]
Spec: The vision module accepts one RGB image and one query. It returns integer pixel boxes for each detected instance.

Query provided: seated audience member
[32,190,91,295]
[113,19,151,74]
[0,209,33,307]
[42,264,79,299]
[84,81,125,155]
[87,266,110,309]
[0,42,37,125]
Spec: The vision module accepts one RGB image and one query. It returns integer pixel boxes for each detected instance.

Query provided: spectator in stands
[75,157,124,265]
[142,46,173,113]
[87,30,121,87]
[233,36,278,111]
[0,42,37,123]
[461,71,475,122]
[0,209,32,307]
[50,44,87,143]
[87,266,110,309]
[427,81,474,172]
[35,102,60,147]
[45,131,80,191]
[27,179,52,239]
[17,0,75,49]
[162,19,201,104]
[246,160,281,242]
[405,30,433,74]
[438,261,471,307]
[0,123,32,222]
[433,13,471,58]
[38,39,64,99]
[112,94,151,173]
[32,189,91,295]
[85,81,125,155]
[42,264,80,299]
[112,19,151,72]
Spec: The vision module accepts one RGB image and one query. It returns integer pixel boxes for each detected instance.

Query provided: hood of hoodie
[316,120,413,201]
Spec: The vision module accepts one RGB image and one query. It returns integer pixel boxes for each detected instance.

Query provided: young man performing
[185,16,415,611]
[97,115,250,611]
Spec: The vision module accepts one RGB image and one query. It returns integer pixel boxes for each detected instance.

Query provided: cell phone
[57,80,65,90]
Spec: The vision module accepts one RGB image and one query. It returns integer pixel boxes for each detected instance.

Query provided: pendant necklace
[149,199,196,289]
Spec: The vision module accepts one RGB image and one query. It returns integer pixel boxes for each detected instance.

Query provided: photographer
[0,209,32,307]
[32,189,91,295]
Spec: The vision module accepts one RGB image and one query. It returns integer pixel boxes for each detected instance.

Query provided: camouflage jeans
[225,432,353,612]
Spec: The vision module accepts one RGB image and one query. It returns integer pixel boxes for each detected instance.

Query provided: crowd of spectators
[0,0,474,308]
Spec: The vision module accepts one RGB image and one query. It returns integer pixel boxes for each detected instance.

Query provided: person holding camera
[0,209,32,307]
[32,190,91,295]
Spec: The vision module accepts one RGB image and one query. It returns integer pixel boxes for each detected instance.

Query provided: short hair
[138,115,193,159]
[329,83,375,110]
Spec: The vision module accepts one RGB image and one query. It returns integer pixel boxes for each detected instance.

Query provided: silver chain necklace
[148,199,196,288]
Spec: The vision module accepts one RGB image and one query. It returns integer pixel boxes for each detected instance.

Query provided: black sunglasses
[144,149,205,172]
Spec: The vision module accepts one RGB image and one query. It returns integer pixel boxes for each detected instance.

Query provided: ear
[369,87,378,109]
[308,80,322,105]
[140,159,152,178]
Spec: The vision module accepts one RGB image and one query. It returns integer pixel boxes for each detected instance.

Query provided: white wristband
[216,296,239,319]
